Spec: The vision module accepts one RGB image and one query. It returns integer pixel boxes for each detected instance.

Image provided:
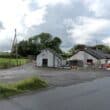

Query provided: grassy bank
[0,77,47,98]
[0,58,28,69]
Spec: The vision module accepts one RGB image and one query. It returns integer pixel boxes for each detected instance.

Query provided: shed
[68,48,110,67]
[36,48,63,67]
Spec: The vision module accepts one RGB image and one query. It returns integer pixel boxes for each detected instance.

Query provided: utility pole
[11,28,18,66]
[15,29,18,66]
[95,40,98,51]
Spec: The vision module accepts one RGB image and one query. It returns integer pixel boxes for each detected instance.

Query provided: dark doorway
[68,60,83,67]
[87,59,93,65]
[42,59,48,67]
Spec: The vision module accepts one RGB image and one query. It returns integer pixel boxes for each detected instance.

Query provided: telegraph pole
[11,28,18,66]
[95,40,98,51]
[15,29,18,66]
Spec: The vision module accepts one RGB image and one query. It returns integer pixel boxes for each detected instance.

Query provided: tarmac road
[1,77,110,110]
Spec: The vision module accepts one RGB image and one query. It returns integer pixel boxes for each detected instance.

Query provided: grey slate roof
[84,48,110,59]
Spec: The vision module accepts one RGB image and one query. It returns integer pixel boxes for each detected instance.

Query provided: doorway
[87,59,93,65]
[42,59,48,67]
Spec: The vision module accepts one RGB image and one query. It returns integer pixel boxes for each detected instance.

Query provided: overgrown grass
[0,84,21,98]
[0,77,47,98]
[0,58,28,69]
[14,77,47,91]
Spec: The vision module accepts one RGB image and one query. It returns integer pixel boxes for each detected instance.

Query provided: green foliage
[0,58,28,69]
[68,44,86,56]
[50,37,62,54]
[92,44,110,53]
[0,84,20,98]
[0,77,47,98]
[0,52,11,58]
[74,44,86,50]
[14,77,47,91]
[61,52,72,59]
[14,32,62,57]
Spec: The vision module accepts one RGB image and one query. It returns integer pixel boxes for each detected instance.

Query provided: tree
[91,44,110,53]
[49,37,62,53]
[74,44,86,50]
[30,33,62,54]
[68,44,87,56]
[61,52,72,59]
[14,32,62,57]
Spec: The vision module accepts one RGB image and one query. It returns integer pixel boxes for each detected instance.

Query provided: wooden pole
[14,29,18,66]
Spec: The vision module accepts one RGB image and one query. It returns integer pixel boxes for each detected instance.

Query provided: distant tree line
[11,32,110,59]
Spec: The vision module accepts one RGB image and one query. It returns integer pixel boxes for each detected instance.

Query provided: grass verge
[0,77,47,98]
[0,58,28,69]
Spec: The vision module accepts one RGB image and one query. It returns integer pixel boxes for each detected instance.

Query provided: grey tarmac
[0,77,110,110]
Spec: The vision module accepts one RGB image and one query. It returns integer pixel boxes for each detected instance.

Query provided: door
[42,59,48,67]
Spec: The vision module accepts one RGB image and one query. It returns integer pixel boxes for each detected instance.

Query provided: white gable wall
[69,51,98,65]
[37,50,54,67]
[100,59,107,64]
[36,49,63,67]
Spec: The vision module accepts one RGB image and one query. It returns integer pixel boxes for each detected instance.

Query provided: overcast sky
[0,0,110,51]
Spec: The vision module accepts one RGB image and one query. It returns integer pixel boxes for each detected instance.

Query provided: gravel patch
[0,63,109,87]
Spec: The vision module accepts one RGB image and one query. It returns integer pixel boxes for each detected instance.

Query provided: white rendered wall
[37,50,54,67]
[69,51,98,64]
[54,56,62,67]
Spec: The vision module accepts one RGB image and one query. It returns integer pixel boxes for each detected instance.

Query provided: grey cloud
[26,0,93,50]
[97,1,110,18]
[0,40,11,51]
[0,22,5,30]
[1,0,110,52]
[28,0,39,11]
[6,0,110,52]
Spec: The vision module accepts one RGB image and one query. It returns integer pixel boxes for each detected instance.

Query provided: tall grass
[0,58,28,69]
[0,77,47,98]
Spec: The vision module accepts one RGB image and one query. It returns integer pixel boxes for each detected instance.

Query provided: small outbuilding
[36,48,63,67]
[68,48,110,67]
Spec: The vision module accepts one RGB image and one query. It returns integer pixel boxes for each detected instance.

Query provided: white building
[68,48,110,67]
[36,48,63,67]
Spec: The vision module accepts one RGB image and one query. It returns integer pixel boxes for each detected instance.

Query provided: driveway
[0,63,109,87]
[0,77,110,110]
